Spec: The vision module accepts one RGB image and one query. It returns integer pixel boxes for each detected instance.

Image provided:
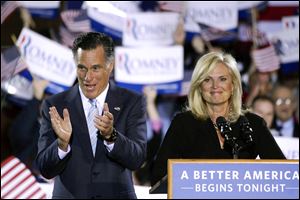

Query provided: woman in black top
[151,52,285,186]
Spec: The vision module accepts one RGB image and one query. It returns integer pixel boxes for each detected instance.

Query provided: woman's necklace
[211,120,225,149]
[213,122,218,130]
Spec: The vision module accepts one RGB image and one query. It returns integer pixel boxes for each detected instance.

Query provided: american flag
[1,1,19,24]
[238,23,252,42]
[59,25,81,48]
[1,156,46,199]
[251,44,280,72]
[158,1,186,14]
[1,46,28,83]
[238,24,271,46]
[60,9,91,33]
[198,23,237,42]
[253,30,270,47]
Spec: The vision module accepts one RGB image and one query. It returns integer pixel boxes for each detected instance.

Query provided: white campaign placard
[267,29,299,64]
[17,1,60,9]
[115,46,183,84]
[282,16,299,30]
[274,136,299,159]
[237,1,265,10]
[1,74,33,100]
[87,4,125,34]
[185,1,238,30]
[16,28,76,86]
[123,12,180,46]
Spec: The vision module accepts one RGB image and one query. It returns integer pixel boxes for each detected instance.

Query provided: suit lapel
[66,82,123,161]
[104,82,122,125]
[95,82,122,161]
[66,84,94,161]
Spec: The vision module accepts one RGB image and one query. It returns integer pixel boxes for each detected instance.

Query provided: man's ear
[108,61,114,73]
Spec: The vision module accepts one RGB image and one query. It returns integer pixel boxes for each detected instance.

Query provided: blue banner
[169,160,299,199]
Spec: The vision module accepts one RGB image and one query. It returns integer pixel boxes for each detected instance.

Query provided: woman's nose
[212,80,218,88]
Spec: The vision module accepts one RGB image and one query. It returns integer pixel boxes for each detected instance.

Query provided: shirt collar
[276,117,294,128]
[79,83,110,115]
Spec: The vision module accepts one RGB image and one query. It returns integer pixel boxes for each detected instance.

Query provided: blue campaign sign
[168,159,299,199]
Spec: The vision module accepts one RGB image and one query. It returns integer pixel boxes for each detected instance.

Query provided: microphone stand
[216,116,249,159]
[227,137,241,159]
[229,135,253,159]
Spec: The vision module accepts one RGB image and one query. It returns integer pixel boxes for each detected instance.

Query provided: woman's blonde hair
[187,51,246,122]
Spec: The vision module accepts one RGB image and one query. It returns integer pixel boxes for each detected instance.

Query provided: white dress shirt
[58,84,114,159]
[276,118,294,137]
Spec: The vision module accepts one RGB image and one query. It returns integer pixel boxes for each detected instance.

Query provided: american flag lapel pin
[114,107,120,111]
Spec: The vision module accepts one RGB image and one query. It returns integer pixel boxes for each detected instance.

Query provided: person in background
[134,86,163,186]
[36,32,147,199]
[251,95,279,136]
[271,84,299,138]
[8,77,48,179]
[151,51,285,186]
[245,70,274,107]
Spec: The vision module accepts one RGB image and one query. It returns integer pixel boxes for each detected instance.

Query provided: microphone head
[240,115,254,144]
[240,115,249,124]
[216,116,232,139]
[216,116,226,125]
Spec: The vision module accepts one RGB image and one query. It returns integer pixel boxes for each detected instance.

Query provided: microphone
[216,116,232,142]
[216,116,240,159]
[239,116,254,145]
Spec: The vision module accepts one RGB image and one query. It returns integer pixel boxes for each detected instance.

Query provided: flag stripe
[1,169,31,195]
[1,162,26,188]
[1,1,19,24]
[6,184,39,199]
[159,1,185,13]
[1,156,46,199]
[31,191,46,199]
[26,187,43,199]
[59,25,79,47]
[1,46,29,82]
[198,23,236,41]
[10,177,36,199]
[8,177,36,199]
[0,156,15,168]
[252,45,277,55]
[61,10,91,32]
[252,45,280,72]
[17,184,40,199]
[2,175,34,198]
[1,157,20,177]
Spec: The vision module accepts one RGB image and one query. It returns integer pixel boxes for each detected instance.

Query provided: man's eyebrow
[91,64,102,68]
[77,64,86,68]
[77,64,103,68]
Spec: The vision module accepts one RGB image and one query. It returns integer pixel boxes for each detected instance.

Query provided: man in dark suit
[271,84,299,138]
[36,32,147,199]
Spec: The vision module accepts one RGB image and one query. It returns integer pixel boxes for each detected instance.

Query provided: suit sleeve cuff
[103,140,114,152]
[58,145,71,159]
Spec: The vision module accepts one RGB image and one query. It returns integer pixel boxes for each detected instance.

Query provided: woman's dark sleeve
[150,115,183,186]
[250,114,286,159]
